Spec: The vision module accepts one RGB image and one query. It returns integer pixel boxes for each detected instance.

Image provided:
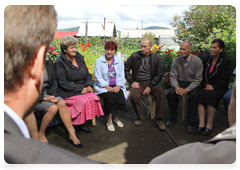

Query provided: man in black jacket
[124,38,165,130]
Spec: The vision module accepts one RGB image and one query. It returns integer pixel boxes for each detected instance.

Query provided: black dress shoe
[202,127,212,136]
[186,124,193,134]
[194,126,205,135]
[68,138,83,148]
[82,126,93,133]
[165,119,177,127]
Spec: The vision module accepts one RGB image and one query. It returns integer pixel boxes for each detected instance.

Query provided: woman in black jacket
[55,35,103,132]
[27,53,82,147]
[195,39,232,136]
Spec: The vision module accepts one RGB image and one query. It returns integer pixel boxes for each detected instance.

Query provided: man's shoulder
[191,54,202,63]
[4,132,99,164]
[172,56,182,63]
[129,51,141,57]
[150,140,235,163]
[151,52,161,59]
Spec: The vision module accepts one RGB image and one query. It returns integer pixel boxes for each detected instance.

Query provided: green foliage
[143,32,156,44]
[170,5,236,45]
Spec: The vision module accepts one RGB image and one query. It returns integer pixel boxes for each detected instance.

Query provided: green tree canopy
[170,5,236,46]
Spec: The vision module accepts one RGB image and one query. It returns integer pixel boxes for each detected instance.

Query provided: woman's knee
[47,104,58,115]
[57,99,67,108]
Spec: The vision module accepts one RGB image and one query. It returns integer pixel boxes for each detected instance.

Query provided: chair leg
[92,117,96,126]
[148,95,155,119]
[182,94,187,121]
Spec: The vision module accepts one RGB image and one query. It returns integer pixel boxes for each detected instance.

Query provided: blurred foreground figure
[4,5,99,164]
[150,81,236,164]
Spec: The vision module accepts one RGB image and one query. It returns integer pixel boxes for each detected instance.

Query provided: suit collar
[205,56,223,82]
[4,109,29,138]
[205,123,236,144]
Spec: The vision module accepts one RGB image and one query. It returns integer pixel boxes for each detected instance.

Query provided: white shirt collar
[4,103,30,139]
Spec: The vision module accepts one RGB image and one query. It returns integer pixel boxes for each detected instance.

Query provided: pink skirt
[64,92,104,125]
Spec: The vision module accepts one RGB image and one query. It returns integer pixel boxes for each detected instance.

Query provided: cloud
[55,5,189,30]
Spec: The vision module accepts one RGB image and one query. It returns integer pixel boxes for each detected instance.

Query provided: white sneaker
[114,120,124,128]
[106,123,115,131]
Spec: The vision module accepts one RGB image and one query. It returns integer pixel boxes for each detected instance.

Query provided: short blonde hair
[60,35,78,54]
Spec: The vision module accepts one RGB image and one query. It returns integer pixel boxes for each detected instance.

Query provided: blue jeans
[223,88,233,110]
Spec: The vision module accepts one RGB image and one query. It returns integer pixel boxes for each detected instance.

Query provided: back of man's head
[4,5,57,94]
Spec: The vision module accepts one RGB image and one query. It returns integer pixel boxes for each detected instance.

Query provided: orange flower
[191,51,194,54]
[152,49,155,53]
[81,47,86,52]
[164,51,167,54]
[80,44,83,48]
[86,42,91,47]
[169,55,172,57]
[196,54,199,56]
[177,51,180,54]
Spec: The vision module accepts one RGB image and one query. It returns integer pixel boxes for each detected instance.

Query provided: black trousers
[167,81,200,124]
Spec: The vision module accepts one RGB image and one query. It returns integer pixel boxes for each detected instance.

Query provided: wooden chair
[140,95,156,119]
[181,93,188,121]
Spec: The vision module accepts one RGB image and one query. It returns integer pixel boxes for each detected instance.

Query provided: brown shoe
[156,120,166,131]
[134,119,143,126]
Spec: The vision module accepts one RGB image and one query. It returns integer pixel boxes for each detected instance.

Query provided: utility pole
[85,21,88,44]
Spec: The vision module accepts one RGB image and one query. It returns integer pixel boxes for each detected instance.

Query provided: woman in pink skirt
[55,35,103,132]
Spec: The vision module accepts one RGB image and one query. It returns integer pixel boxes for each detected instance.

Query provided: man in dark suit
[4,5,98,164]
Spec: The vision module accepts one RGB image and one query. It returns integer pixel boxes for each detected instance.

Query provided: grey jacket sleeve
[170,59,179,88]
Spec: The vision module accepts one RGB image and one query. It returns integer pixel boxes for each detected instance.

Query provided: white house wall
[121,29,175,38]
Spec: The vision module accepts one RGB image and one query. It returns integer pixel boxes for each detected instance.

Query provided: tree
[170,5,236,46]
[143,32,156,45]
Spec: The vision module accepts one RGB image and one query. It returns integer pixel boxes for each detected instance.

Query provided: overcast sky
[55,5,190,30]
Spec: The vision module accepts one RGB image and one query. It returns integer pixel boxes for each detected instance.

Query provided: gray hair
[60,35,78,53]
[182,41,192,50]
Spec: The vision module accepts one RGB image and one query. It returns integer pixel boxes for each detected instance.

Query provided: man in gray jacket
[166,41,203,134]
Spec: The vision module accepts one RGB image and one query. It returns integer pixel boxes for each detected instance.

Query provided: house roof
[77,21,115,37]
[55,31,78,38]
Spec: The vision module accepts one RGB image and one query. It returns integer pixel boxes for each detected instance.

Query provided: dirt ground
[46,89,229,164]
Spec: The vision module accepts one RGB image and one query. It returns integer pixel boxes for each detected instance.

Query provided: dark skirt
[198,88,226,109]
[99,87,126,115]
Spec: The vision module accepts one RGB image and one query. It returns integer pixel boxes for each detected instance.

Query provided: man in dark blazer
[4,5,98,164]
